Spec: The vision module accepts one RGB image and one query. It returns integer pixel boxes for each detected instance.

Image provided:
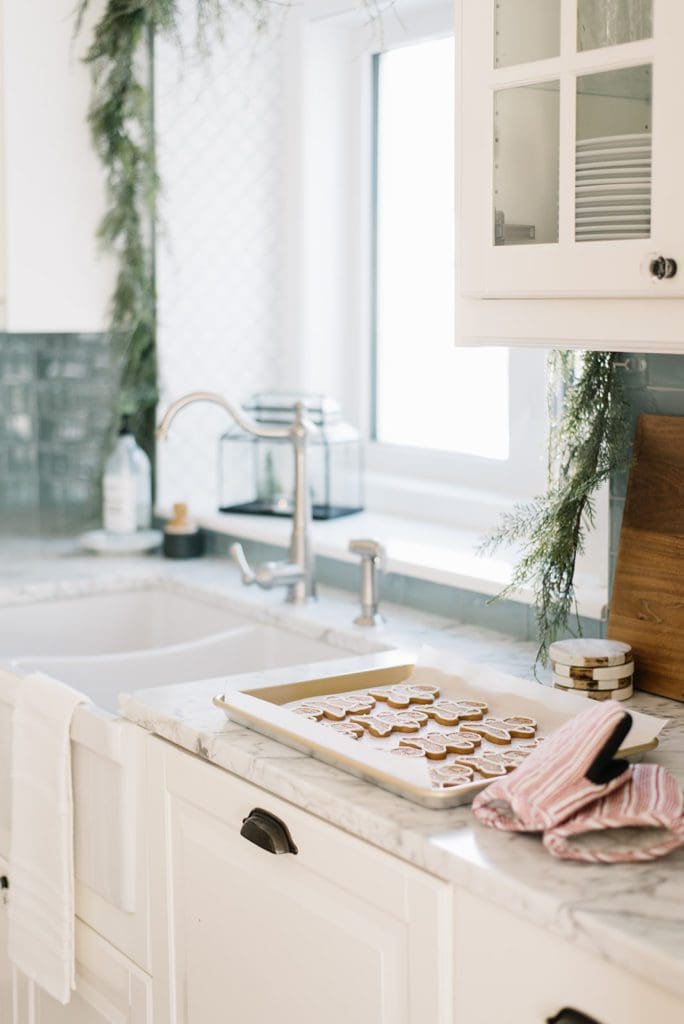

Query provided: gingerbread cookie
[429,765,475,789]
[293,694,376,721]
[390,745,425,757]
[459,715,537,745]
[423,699,489,726]
[350,709,428,737]
[458,723,511,745]
[484,715,537,738]
[395,737,448,761]
[396,730,482,760]
[451,753,513,778]
[368,683,440,708]
[324,720,365,740]
[495,748,533,768]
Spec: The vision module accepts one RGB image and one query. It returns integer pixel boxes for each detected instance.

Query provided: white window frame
[288,0,552,535]
[287,0,607,601]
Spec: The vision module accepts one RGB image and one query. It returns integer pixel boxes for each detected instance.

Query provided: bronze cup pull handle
[240,808,298,855]
[547,1010,602,1024]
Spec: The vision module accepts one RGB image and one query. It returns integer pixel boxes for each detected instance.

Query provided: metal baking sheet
[213,647,666,810]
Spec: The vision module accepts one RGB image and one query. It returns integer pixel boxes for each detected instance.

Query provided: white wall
[154,1,293,513]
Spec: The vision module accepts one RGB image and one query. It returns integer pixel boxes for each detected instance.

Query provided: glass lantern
[219,393,364,520]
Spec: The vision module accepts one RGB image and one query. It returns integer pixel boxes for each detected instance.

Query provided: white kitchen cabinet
[456,0,684,351]
[0,0,114,332]
[0,667,150,973]
[147,736,453,1024]
[452,887,682,1024]
[0,857,11,1021]
[9,921,151,1024]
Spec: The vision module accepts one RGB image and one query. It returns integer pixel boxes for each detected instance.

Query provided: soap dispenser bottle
[103,416,152,533]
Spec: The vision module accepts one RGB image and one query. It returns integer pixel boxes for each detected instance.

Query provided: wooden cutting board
[608,414,684,701]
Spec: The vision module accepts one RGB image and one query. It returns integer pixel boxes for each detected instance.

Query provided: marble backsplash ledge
[0,333,118,536]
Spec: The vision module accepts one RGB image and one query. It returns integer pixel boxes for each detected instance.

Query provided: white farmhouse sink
[0,580,379,927]
[13,624,347,713]
[0,586,249,658]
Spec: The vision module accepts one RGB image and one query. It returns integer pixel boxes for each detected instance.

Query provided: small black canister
[163,503,204,559]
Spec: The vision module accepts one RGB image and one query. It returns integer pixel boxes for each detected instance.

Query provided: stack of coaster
[549,639,634,702]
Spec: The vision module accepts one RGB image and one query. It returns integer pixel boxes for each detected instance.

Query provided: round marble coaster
[552,672,634,692]
[552,660,635,682]
[554,681,634,702]
[549,638,632,668]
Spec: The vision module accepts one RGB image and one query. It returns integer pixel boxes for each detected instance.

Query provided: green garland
[482,351,631,665]
[76,0,271,456]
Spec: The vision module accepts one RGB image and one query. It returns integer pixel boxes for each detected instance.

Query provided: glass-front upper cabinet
[459,0,684,299]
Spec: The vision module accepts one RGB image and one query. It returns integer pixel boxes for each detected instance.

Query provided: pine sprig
[482,352,631,666]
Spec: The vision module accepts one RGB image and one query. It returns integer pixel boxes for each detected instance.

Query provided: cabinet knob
[240,808,298,855]
[547,1010,602,1024]
[649,256,678,280]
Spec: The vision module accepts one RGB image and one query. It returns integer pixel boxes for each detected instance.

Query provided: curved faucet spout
[155,390,316,604]
[155,391,291,443]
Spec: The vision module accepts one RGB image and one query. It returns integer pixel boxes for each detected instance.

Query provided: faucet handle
[349,539,385,627]
[348,539,385,565]
[230,542,256,585]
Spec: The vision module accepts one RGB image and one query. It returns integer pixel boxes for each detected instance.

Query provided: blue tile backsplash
[0,334,117,535]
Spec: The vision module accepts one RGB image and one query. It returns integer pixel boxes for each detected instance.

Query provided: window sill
[159,506,608,621]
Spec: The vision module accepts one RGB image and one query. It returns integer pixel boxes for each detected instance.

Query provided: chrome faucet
[156,391,316,604]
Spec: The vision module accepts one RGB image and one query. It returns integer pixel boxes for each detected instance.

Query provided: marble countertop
[3,539,684,1001]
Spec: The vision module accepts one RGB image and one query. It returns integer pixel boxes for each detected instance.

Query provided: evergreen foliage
[482,352,631,665]
[75,0,270,455]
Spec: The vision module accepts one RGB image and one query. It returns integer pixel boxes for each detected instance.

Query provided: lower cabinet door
[148,737,453,1024]
[0,857,11,1021]
[12,921,152,1024]
[453,888,682,1024]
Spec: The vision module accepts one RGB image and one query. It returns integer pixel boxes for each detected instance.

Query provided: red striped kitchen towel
[543,763,684,863]
[472,701,633,832]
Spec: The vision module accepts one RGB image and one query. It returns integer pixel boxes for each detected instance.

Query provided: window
[297,0,550,529]
[374,36,510,460]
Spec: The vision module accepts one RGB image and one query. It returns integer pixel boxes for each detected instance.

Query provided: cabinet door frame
[11,920,152,1024]
[458,0,684,299]
[147,735,453,1024]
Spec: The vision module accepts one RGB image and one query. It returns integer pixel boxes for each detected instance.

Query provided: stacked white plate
[575,132,651,242]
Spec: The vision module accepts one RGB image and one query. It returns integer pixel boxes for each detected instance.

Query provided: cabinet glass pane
[577,0,652,52]
[495,0,561,68]
[575,66,651,242]
[493,81,559,245]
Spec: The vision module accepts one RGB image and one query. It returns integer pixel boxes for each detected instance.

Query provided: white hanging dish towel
[9,672,91,1004]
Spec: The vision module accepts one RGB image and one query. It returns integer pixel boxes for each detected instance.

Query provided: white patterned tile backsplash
[155,1,289,513]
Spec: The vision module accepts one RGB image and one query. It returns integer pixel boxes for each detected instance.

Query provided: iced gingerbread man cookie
[423,699,489,726]
[368,683,440,708]
[293,694,376,721]
[323,720,366,740]
[393,730,482,760]
[429,764,475,789]
[350,709,428,737]
[459,715,537,745]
